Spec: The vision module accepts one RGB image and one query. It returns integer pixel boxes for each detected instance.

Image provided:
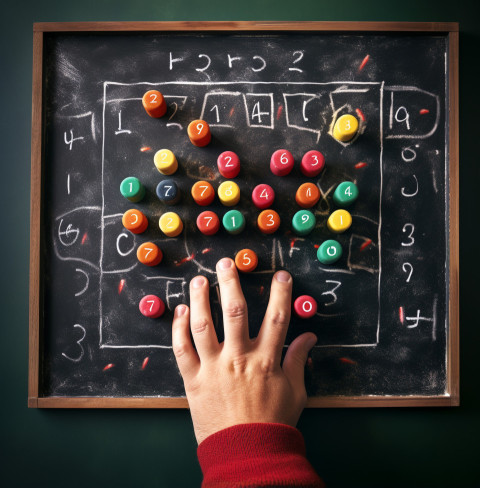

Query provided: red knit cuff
[197,423,324,488]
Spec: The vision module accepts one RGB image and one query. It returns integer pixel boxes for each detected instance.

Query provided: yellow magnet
[218,181,240,206]
[333,114,359,142]
[327,209,352,233]
[154,149,178,175]
[159,211,183,237]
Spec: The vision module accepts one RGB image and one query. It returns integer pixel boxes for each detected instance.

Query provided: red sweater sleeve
[197,423,325,488]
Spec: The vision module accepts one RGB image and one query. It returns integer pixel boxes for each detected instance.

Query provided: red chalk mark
[359,54,370,71]
[259,286,265,295]
[356,108,366,122]
[175,253,195,266]
[360,239,373,251]
[399,306,405,324]
[118,279,126,294]
[140,146,152,152]
[355,162,368,169]
[201,248,212,254]
[229,107,235,117]
[141,357,149,370]
[81,232,88,245]
[290,238,298,249]
[314,244,320,249]
[103,363,115,371]
[339,357,357,365]
[307,357,314,369]
[276,105,283,120]
[420,109,430,115]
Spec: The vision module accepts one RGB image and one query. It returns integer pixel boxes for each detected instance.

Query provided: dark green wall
[1,1,478,487]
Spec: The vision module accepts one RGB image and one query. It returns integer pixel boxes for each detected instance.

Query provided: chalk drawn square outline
[99,80,384,350]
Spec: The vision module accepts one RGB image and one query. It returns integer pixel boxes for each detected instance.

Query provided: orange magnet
[187,119,211,147]
[137,242,163,266]
[295,183,321,208]
[122,209,148,234]
[235,249,258,273]
[142,90,167,118]
[257,209,281,234]
[191,181,215,206]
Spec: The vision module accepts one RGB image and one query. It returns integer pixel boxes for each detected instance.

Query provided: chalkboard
[29,22,459,408]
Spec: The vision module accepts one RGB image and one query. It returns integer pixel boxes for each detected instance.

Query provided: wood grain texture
[33,21,459,33]
[448,31,460,406]
[35,395,455,408]
[38,397,189,408]
[307,396,457,408]
[28,30,44,409]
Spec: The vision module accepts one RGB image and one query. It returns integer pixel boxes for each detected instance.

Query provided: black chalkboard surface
[29,22,459,408]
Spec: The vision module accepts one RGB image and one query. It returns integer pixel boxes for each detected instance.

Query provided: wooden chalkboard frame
[29,21,459,408]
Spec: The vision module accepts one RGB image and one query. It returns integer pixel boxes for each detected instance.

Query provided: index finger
[255,270,293,362]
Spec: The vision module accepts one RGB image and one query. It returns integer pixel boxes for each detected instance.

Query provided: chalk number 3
[401,223,415,247]
[62,324,86,363]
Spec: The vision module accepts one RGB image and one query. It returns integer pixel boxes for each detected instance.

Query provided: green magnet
[292,210,316,236]
[222,210,245,235]
[120,176,145,202]
[317,239,342,264]
[332,181,358,207]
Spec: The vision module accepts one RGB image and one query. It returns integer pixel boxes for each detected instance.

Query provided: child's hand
[172,257,317,444]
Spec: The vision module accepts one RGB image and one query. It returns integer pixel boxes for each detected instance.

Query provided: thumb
[283,332,317,395]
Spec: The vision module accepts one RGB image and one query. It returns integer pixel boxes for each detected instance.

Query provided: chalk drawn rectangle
[99,81,383,349]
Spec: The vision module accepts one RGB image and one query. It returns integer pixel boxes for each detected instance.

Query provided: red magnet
[217,151,240,178]
[196,210,221,236]
[300,150,325,177]
[139,295,166,318]
[294,295,317,319]
[251,184,275,210]
[270,149,294,176]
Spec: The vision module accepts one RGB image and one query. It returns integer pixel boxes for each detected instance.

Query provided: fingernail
[218,258,232,270]
[192,276,205,288]
[275,270,291,282]
[175,305,187,317]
